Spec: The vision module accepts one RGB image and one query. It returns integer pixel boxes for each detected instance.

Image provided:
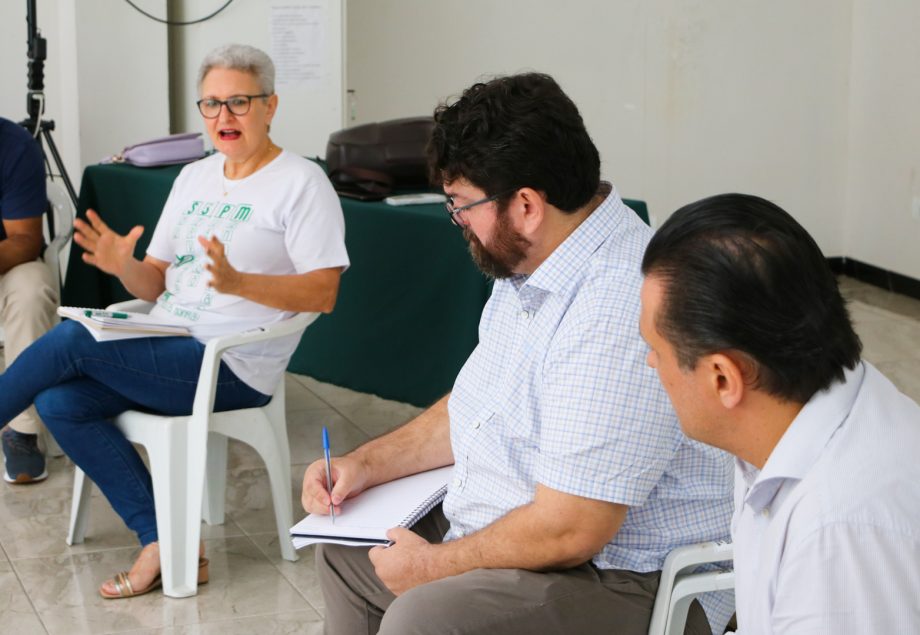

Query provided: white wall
[170,0,343,158]
[346,0,856,264]
[844,0,920,280]
[73,1,170,168]
[0,0,169,189]
[4,2,916,279]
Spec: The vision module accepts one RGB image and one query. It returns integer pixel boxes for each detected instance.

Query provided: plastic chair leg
[66,467,93,545]
[269,406,298,562]
[146,420,202,598]
[266,437,298,562]
[252,400,299,562]
[202,433,228,525]
[215,405,299,563]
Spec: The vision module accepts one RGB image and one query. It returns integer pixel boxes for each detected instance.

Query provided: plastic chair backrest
[44,180,75,289]
[647,541,735,635]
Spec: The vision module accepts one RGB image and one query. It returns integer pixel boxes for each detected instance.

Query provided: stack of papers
[57,306,191,341]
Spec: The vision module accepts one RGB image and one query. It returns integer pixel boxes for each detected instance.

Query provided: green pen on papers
[85,310,129,319]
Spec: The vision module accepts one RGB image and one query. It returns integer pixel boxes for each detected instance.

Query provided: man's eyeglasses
[445,188,518,227]
[196,94,270,119]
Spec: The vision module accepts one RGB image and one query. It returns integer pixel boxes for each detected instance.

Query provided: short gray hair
[197,44,275,95]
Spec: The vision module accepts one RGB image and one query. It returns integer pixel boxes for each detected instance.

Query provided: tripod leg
[40,127,78,209]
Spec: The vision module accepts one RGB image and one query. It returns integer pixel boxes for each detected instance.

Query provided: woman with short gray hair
[0,43,349,600]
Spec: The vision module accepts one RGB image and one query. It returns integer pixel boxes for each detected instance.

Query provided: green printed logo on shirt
[175,254,195,267]
[168,195,258,314]
[185,200,216,216]
[182,201,255,223]
[234,205,253,221]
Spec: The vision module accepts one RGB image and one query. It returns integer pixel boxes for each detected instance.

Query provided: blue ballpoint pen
[322,426,336,524]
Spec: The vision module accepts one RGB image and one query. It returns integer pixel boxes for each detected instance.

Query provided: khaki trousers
[0,260,58,435]
[316,505,710,635]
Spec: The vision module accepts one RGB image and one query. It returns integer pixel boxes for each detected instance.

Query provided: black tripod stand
[17,0,78,237]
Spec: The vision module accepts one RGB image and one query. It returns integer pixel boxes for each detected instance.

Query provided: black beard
[463,212,530,279]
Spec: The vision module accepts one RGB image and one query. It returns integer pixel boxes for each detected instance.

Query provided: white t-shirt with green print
[146,150,349,395]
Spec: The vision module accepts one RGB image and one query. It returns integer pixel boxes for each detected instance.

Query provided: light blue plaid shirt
[444,184,733,574]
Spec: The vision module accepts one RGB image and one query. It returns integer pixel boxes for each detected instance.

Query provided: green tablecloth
[63,163,648,406]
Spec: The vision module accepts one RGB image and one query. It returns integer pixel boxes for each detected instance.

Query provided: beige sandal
[99,557,209,599]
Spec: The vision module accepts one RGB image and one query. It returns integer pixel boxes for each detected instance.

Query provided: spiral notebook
[290,466,452,548]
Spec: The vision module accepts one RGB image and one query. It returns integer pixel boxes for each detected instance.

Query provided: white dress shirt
[731,362,920,633]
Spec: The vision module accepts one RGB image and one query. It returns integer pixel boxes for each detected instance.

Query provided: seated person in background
[302,73,734,635]
[0,43,349,598]
[639,193,920,634]
[0,116,59,484]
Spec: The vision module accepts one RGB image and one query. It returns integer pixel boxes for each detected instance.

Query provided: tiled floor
[1,275,918,634]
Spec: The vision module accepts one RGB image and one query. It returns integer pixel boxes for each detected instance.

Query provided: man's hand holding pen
[301,440,440,596]
[301,453,369,517]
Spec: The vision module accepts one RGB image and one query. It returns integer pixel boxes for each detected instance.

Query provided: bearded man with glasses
[303,73,734,635]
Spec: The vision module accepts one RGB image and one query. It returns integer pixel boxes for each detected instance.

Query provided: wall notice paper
[291,466,452,548]
[58,307,191,342]
[270,2,325,87]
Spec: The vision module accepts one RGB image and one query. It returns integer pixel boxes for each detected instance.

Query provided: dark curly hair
[642,193,862,404]
[427,73,600,213]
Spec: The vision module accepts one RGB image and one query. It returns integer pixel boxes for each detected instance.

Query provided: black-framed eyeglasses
[196,94,270,119]
[445,188,518,227]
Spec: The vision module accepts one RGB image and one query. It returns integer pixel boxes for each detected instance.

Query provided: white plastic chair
[66,299,319,597]
[647,541,735,635]
[43,180,75,299]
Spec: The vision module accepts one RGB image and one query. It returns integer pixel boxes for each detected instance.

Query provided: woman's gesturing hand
[198,234,243,294]
[73,209,144,277]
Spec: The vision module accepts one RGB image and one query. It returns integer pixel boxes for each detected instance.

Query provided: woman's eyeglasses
[196,94,269,119]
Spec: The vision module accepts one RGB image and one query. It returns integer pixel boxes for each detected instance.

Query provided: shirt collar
[521,182,626,299]
[740,362,866,512]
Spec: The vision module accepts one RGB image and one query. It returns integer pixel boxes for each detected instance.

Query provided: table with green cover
[63,163,648,407]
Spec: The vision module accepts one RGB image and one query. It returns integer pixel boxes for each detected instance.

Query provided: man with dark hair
[303,73,733,635]
[640,193,920,633]
[0,116,58,484]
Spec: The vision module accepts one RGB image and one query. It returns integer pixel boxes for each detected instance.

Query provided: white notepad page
[291,465,452,548]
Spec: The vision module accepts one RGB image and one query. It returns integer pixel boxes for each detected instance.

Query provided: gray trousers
[315,505,710,635]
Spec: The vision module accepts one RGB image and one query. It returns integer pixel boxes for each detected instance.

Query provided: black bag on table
[325,117,435,200]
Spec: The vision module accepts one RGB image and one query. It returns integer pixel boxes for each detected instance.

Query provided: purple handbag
[104,132,206,167]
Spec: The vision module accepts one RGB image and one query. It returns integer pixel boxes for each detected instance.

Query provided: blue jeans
[0,319,270,545]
